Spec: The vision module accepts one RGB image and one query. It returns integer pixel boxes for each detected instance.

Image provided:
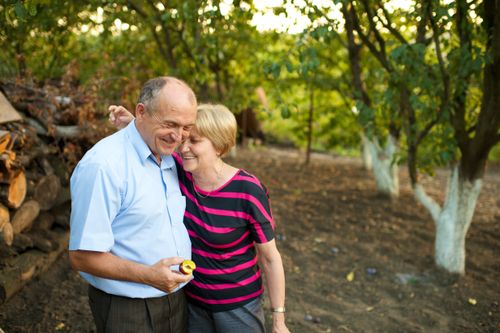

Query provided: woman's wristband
[271,307,286,313]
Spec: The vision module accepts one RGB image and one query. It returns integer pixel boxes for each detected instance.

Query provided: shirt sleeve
[69,160,122,252]
[247,182,275,244]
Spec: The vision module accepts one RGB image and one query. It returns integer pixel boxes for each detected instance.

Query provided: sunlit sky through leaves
[250,0,414,33]
[84,0,415,36]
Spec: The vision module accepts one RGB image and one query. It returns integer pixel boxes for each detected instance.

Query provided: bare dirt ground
[0,147,499,333]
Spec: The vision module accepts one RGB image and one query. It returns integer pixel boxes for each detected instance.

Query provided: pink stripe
[181,183,268,240]
[192,243,253,260]
[188,230,250,249]
[185,287,264,305]
[180,176,270,242]
[233,174,263,190]
[179,182,197,202]
[184,211,236,233]
[185,170,194,181]
[172,152,183,165]
[190,271,261,290]
[195,257,258,275]
[210,192,273,222]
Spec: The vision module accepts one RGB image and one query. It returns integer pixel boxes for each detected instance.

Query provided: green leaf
[281,105,291,118]
[14,1,27,20]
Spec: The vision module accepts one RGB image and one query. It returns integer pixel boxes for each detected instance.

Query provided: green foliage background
[0,0,498,163]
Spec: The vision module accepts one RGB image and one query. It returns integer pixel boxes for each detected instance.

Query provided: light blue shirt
[69,121,191,298]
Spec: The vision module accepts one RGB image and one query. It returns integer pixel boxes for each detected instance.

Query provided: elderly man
[69,77,197,333]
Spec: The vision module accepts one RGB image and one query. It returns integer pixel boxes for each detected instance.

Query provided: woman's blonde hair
[195,104,237,156]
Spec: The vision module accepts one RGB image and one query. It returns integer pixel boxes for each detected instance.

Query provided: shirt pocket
[167,194,186,226]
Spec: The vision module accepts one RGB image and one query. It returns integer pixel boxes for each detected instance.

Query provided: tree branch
[348,1,392,72]
[360,0,388,61]
[413,183,441,225]
[376,0,409,45]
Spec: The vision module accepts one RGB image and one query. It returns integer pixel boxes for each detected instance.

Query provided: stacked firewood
[0,77,108,303]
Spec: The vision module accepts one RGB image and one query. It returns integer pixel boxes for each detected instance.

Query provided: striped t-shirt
[173,153,275,312]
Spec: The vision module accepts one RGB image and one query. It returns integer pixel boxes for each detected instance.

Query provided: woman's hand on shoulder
[109,105,135,129]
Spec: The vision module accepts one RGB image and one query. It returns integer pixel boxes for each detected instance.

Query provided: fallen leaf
[468,298,477,305]
[346,271,355,282]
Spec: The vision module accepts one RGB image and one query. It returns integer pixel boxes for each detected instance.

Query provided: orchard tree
[99,0,260,109]
[347,0,499,274]
[296,0,406,197]
[0,0,99,78]
[264,29,356,164]
[412,0,500,274]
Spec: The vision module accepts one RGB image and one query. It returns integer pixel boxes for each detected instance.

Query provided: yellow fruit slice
[180,259,196,275]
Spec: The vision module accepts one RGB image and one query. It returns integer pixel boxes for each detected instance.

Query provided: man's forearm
[69,250,151,284]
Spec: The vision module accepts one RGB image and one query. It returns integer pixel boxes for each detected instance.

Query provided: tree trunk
[305,85,314,165]
[361,133,373,170]
[366,134,399,198]
[414,165,482,274]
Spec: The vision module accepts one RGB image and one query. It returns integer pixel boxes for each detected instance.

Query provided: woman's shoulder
[231,169,268,195]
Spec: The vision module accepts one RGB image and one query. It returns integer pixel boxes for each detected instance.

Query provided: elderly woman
[110,104,290,333]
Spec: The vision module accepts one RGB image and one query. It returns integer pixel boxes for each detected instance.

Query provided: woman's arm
[256,240,291,333]
[108,105,135,129]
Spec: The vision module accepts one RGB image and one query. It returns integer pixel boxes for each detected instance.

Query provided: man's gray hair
[137,76,196,113]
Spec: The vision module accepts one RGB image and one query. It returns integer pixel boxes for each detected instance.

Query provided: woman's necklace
[193,160,225,198]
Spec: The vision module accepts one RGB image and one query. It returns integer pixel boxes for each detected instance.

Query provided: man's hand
[69,251,192,293]
[109,105,135,129]
[146,257,192,293]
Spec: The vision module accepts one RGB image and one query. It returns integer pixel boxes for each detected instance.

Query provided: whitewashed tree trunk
[366,134,399,198]
[361,133,372,170]
[413,165,482,274]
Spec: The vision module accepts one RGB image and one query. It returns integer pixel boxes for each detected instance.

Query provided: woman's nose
[179,141,190,152]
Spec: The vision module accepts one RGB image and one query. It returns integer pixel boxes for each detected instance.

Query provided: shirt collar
[125,121,175,169]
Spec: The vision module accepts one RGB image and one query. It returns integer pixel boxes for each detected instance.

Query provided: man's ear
[136,103,146,120]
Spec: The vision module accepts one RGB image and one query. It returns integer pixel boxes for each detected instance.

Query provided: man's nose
[169,128,182,142]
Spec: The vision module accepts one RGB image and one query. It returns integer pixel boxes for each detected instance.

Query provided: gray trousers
[187,297,266,333]
[88,285,188,333]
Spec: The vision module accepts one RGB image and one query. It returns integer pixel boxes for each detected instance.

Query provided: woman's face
[179,130,219,174]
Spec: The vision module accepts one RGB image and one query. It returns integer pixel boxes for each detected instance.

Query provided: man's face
[136,86,197,159]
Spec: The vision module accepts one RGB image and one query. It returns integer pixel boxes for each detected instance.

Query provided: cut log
[0,203,9,231]
[0,91,23,124]
[33,174,61,211]
[34,211,55,230]
[12,233,34,252]
[38,157,54,175]
[53,186,70,207]
[52,203,70,230]
[0,131,10,153]
[11,200,40,234]
[0,170,27,209]
[0,222,13,246]
[0,228,69,303]
[17,142,58,168]
[24,117,81,138]
[25,231,53,253]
